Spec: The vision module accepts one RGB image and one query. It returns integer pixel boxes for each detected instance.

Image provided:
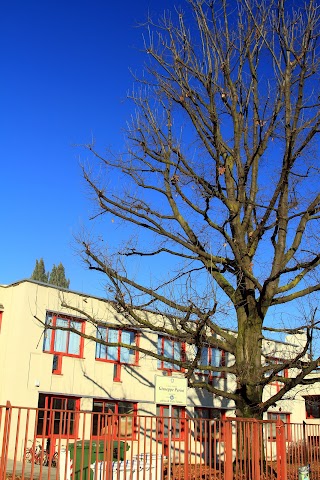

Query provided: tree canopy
[31,258,49,284]
[31,259,70,289]
[49,263,70,289]
[75,0,320,417]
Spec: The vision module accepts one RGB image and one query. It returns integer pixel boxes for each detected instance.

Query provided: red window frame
[267,412,291,441]
[92,399,138,440]
[195,348,226,382]
[156,405,186,441]
[36,394,80,439]
[193,407,226,441]
[95,328,139,364]
[43,313,85,358]
[95,327,140,381]
[52,354,63,375]
[157,336,186,373]
[266,357,289,392]
[0,310,3,333]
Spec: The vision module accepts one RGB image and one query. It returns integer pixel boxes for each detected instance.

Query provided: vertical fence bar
[184,416,189,480]
[224,419,233,480]
[276,418,287,480]
[0,402,12,480]
[252,419,261,480]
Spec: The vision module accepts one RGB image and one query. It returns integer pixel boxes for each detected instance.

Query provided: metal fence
[1,402,319,480]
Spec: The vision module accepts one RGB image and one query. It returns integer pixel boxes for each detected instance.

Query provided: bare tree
[78,0,320,418]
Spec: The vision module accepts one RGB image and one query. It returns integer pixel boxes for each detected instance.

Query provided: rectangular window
[265,358,289,392]
[267,412,290,440]
[305,396,320,419]
[92,400,137,439]
[195,347,224,379]
[52,354,62,375]
[157,336,185,372]
[156,405,186,441]
[96,327,139,365]
[37,394,80,438]
[193,408,226,441]
[43,313,84,358]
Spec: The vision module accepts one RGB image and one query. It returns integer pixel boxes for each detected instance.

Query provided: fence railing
[1,402,319,480]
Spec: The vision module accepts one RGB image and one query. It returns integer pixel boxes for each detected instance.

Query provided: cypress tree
[49,262,70,289]
[30,258,49,283]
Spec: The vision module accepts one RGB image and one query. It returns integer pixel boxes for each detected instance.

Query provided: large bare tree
[78,0,320,418]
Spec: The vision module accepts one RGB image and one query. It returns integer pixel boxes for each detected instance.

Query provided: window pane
[158,337,182,371]
[118,402,134,436]
[107,329,118,361]
[43,314,53,351]
[120,331,131,363]
[210,348,220,376]
[118,402,134,415]
[92,400,115,436]
[37,394,46,435]
[163,339,173,369]
[305,396,320,418]
[201,348,208,370]
[196,347,208,373]
[119,416,133,436]
[68,331,81,355]
[211,349,220,367]
[173,342,181,361]
[92,400,135,438]
[96,327,107,359]
[157,406,185,440]
[68,321,81,355]
[120,330,136,364]
[157,338,162,368]
[54,318,68,352]
[93,401,104,413]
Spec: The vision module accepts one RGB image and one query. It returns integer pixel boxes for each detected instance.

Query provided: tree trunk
[235,309,264,419]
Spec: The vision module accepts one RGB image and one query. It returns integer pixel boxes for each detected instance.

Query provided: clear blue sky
[1,0,176,296]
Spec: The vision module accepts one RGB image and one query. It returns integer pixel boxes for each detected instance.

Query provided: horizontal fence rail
[1,403,320,480]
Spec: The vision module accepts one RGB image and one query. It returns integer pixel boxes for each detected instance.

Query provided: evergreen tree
[49,263,70,289]
[30,258,49,283]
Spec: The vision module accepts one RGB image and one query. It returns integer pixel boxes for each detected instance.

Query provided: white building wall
[0,280,232,414]
[0,279,317,424]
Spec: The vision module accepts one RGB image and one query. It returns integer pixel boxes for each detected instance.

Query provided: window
[43,313,84,358]
[37,394,80,438]
[305,395,320,419]
[265,357,289,392]
[193,408,226,441]
[157,336,185,372]
[267,412,290,440]
[96,327,138,364]
[0,310,3,333]
[52,354,63,375]
[195,347,224,380]
[156,405,186,441]
[92,400,137,439]
[96,327,139,381]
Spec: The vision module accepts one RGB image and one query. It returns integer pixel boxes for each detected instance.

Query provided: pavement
[5,459,59,479]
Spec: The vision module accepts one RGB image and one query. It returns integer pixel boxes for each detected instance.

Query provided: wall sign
[154,375,188,405]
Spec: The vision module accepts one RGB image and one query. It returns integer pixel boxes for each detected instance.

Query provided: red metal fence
[1,402,319,480]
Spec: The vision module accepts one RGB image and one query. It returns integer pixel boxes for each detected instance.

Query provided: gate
[1,402,317,480]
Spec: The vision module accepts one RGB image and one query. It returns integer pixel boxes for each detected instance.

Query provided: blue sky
[1,0,175,296]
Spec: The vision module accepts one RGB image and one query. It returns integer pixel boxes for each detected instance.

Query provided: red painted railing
[1,403,319,480]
